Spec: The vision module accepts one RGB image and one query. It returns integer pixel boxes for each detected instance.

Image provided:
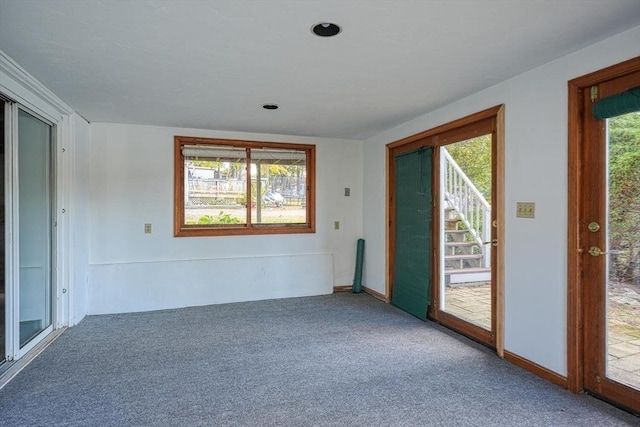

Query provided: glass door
[1,101,5,364]
[387,107,503,351]
[16,108,53,351]
[0,97,56,366]
[439,135,494,335]
[581,70,640,413]
[430,113,501,349]
[605,111,639,391]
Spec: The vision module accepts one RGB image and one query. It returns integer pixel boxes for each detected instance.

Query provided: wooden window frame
[174,136,316,237]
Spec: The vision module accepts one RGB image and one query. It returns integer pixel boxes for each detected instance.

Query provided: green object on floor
[352,238,365,293]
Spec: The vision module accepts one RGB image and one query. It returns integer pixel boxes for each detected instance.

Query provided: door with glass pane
[581,70,640,413]
[0,99,55,365]
[16,108,53,352]
[387,107,503,350]
[437,133,496,346]
[1,101,6,364]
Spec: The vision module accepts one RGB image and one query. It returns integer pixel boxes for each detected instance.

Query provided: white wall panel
[87,123,363,314]
[88,253,333,314]
[70,114,91,324]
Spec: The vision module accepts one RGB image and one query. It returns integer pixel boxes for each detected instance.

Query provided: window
[174,136,315,236]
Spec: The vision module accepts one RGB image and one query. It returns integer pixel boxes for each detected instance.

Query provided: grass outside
[185,206,306,225]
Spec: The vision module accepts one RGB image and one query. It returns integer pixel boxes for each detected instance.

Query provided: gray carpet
[0,293,637,426]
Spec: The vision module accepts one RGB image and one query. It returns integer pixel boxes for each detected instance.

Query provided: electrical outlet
[344,188,350,197]
[334,221,340,230]
[516,202,535,219]
[144,223,152,234]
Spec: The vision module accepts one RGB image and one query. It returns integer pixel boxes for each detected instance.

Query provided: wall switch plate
[344,188,350,197]
[334,221,340,230]
[516,202,535,219]
[144,223,152,233]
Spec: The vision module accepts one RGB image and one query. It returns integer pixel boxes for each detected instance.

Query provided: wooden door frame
[567,56,640,397]
[386,105,504,355]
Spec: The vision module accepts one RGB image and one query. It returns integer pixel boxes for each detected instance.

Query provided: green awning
[593,86,640,120]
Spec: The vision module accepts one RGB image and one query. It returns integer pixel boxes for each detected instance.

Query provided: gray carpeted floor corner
[0,293,637,426]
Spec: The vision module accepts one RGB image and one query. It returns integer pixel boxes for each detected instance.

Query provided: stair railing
[442,148,492,268]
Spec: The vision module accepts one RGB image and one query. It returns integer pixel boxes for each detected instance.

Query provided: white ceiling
[1,0,639,140]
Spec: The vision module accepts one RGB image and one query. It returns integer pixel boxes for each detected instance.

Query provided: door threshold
[0,327,66,390]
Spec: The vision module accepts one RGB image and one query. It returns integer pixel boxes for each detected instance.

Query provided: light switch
[516,202,535,219]
[334,221,340,230]
[344,188,350,197]
[144,223,152,234]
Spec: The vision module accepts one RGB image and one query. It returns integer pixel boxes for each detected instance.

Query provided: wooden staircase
[444,208,482,264]
[444,208,490,283]
[444,208,491,285]
[441,147,492,284]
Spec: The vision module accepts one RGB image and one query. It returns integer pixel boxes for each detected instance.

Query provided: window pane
[175,137,314,236]
[18,110,53,347]
[441,135,492,331]
[184,156,247,226]
[250,148,307,225]
[606,112,640,390]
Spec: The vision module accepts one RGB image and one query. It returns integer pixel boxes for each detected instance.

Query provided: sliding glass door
[17,109,53,349]
[1,102,5,364]
[440,135,494,335]
[1,100,55,365]
[387,106,504,351]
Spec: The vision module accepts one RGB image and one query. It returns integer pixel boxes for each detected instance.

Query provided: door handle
[482,239,498,246]
[587,246,607,257]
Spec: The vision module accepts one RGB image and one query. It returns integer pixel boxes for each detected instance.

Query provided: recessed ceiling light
[262,104,279,110]
[311,22,341,37]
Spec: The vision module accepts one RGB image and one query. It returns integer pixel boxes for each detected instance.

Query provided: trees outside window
[608,112,640,285]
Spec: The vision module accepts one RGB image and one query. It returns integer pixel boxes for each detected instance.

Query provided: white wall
[87,123,363,314]
[70,114,91,324]
[362,27,640,376]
